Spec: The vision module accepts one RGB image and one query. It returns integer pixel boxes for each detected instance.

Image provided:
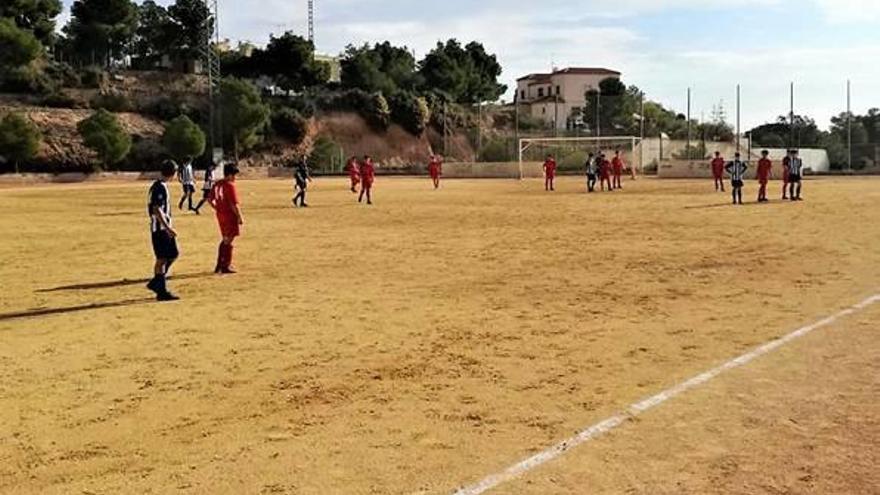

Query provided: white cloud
[814,0,880,23]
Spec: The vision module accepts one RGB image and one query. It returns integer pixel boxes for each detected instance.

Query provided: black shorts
[732,180,744,188]
[295,179,308,190]
[182,184,196,194]
[587,173,597,180]
[789,174,802,183]
[151,230,179,260]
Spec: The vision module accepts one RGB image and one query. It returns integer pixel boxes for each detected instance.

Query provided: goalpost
[517,136,643,180]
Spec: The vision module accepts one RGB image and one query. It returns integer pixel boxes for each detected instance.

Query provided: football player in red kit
[358,155,376,205]
[428,155,443,189]
[599,153,613,192]
[711,152,726,192]
[611,150,625,189]
[345,156,360,193]
[543,154,557,191]
[756,150,773,203]
[210,164,244,274]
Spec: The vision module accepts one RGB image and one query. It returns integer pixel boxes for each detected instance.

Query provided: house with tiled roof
[516,67,621,130]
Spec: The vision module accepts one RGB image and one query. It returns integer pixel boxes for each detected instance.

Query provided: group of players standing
[341,154,444,201]
[144,147,806,300]
[147,158,243,301]
[146,153,445,301]
[710,149,806,205]
[543,150,632,193]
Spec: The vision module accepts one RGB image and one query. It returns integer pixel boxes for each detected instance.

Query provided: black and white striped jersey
[148,180,172,233]
[202,167,215,191]
[790,158,804,176]
[179,162,195,185]
[726,160,748,181]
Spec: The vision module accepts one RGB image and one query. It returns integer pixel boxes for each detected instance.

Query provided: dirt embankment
[0,105,165,168]
[1,69,479,171]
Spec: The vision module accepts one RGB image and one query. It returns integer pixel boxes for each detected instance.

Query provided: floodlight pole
[847,79,853,171]
[639,93,645,173]
[514,95,520,163]
[477,100,483,161]
[687,87,692,161]
[443,99,449,158]
[790,81,795,149]
[308,0,315,44]
[595,90,601,138]
[203,0,222,157]
[736,84,741,154]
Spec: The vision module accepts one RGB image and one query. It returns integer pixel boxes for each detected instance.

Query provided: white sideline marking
[452,293,880,495]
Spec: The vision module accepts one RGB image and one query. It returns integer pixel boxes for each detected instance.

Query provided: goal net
[517,136,642,180]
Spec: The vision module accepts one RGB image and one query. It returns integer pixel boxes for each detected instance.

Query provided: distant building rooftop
[517,67,621,81]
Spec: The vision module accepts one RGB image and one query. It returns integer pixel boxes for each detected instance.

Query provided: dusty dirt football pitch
[0,176,878,495]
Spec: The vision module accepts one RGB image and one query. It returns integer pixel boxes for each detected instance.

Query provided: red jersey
[599,159,611,177]
[757,158,773,182]
[212,179,239,225]
[711,157,725,177]
[544,159,557,176]
[360,160,376,184]
[428,158,442,176]
[612,156,624,173]
[346,159,360,178]
[782,156,792,180]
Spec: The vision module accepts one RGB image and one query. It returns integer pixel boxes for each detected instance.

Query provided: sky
[59,0,880,129]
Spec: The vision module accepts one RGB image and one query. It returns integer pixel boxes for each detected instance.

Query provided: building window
[538,88,544,97]
[542,107,546,114]
[556,85,561,95]
[520,90,526,100]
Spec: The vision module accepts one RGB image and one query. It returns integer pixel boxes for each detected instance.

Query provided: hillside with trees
[0,0,875,174]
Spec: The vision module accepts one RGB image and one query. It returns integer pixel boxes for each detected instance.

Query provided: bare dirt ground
[0,177,877,495]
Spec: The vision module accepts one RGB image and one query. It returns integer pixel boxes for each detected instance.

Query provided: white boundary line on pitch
[451,293,880,495]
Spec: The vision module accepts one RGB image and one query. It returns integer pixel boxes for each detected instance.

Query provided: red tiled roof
[517,67,620,81]
[554,67,620,76]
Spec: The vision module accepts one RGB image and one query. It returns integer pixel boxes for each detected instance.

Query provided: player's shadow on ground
[94,211,142,217]
[36,272,214,293]
[684,202,769,210]
[0,298,157,323]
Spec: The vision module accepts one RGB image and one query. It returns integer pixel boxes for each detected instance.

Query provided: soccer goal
[517,136,643,180]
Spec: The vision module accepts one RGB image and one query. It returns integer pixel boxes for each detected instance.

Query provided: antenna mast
[308,0,315,44]
[203,0,223,155]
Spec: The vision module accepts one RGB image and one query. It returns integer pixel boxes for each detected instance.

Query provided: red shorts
[759,178,769,185]
[350,175,360,185]
[219,221,240,239]
[545,173,556,180]
[362,179,374,189]
[600,173,611,180]
[429,170,440,179]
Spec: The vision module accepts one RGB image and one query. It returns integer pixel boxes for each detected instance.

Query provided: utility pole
[595,90,601,138]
